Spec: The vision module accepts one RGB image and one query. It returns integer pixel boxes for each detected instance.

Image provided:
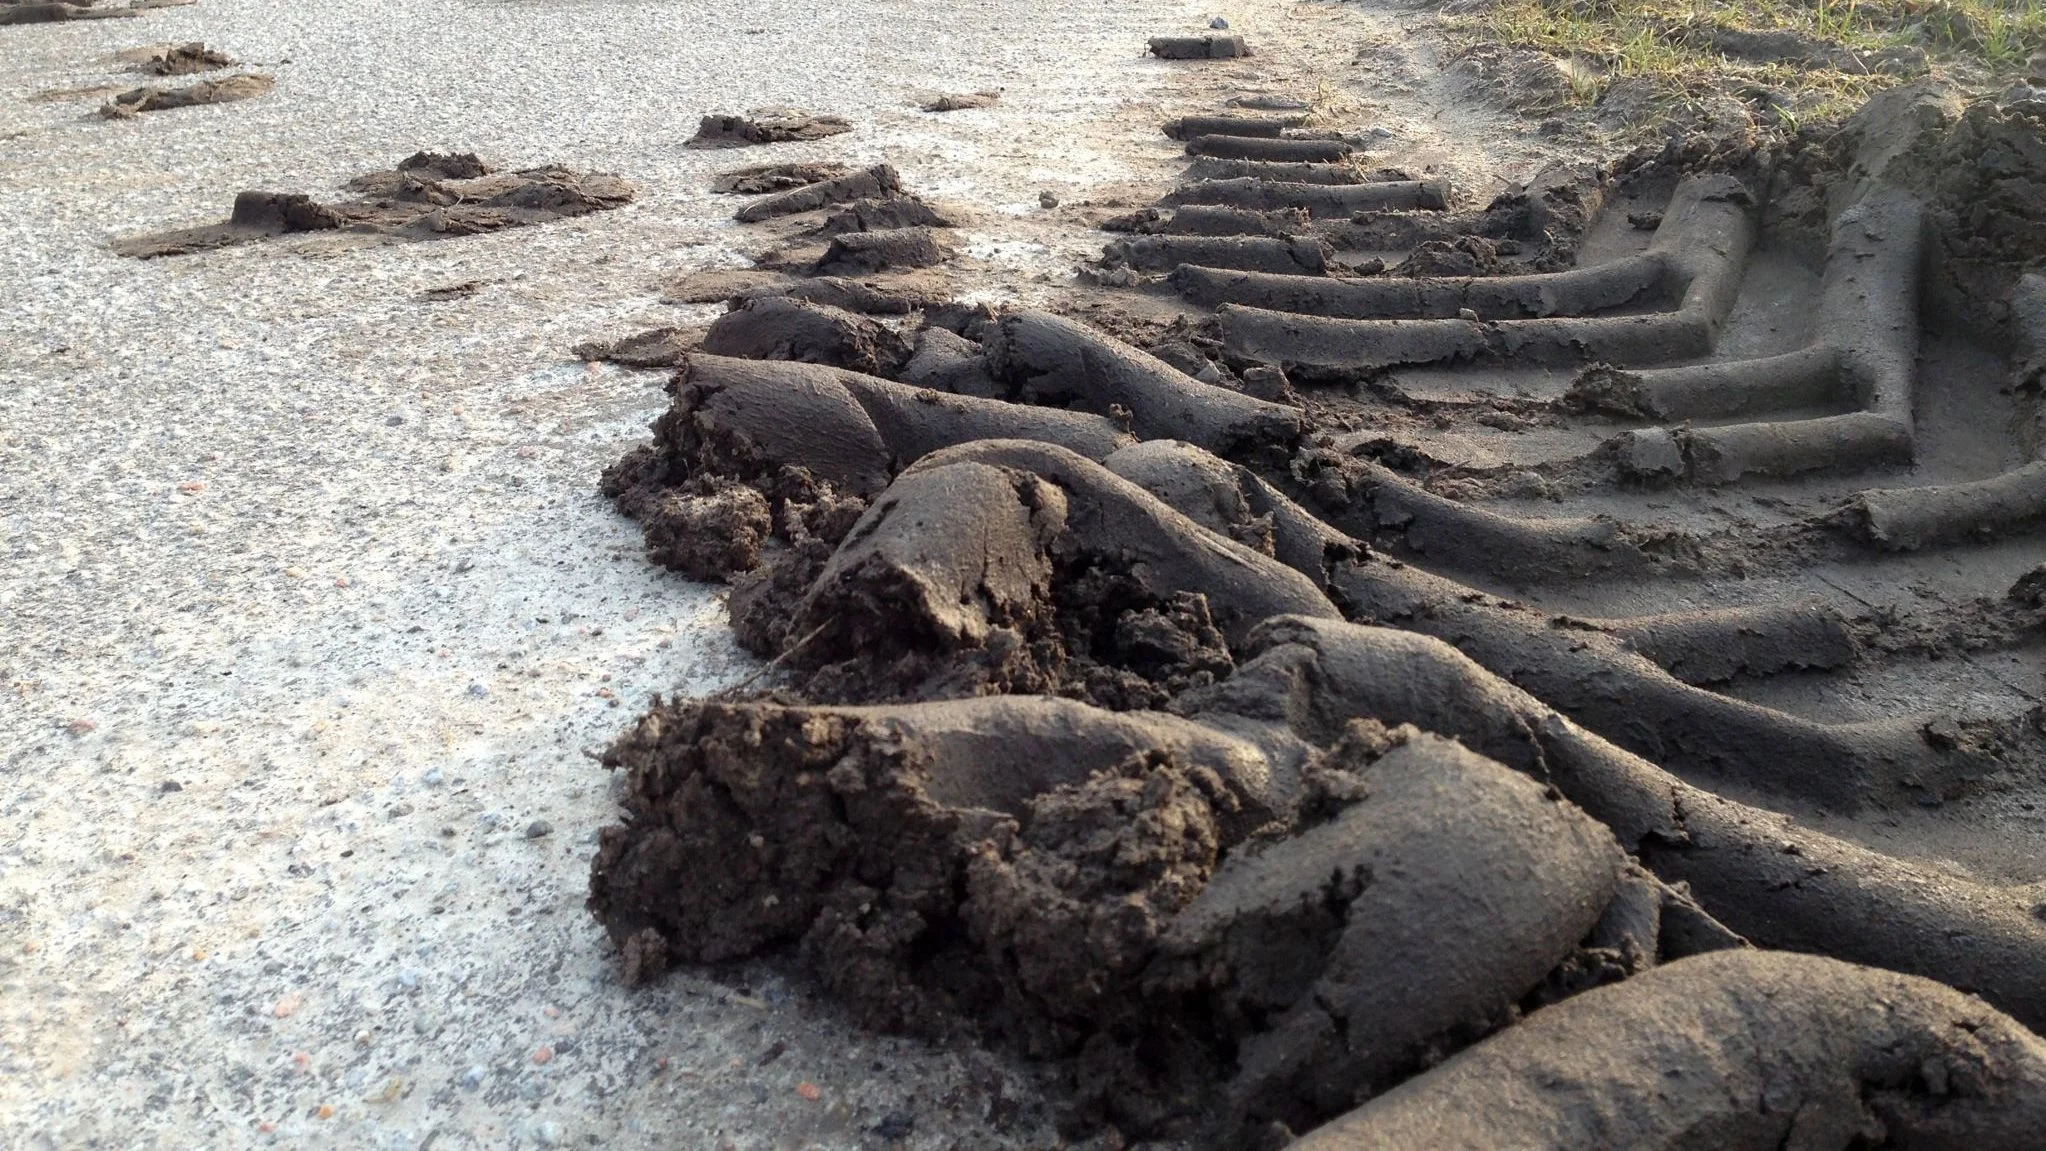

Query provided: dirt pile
[588,78,2046,1148]
[113,151,634,258]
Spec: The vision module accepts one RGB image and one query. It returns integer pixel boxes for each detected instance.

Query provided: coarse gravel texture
[0,0,1283,1147]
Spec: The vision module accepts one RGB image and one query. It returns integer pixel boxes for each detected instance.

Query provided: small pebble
[421,768,445,787]
[873,1112,916,1139]
[467,683,490,698]
[398,968,421,991]
[524,819,553,839]
[1038,191,1059,208]
[461,1065,487,1091]
[532,1044,555,1065]
[159,780,183,794]
[1210,15,1229,27]
[795,1081,823,1101]
[534,1121,562,1147]
[272,995,302,1018]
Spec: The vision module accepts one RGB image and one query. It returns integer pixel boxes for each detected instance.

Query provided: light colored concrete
[0,1,1235,1146]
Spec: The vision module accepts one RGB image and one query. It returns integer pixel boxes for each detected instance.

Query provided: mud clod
[687,110,853,149]
[114,155,633,258]
[100,73,273,118]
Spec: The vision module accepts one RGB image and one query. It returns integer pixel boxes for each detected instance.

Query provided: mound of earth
[113,151,634,258]
[585,73,2046,1149]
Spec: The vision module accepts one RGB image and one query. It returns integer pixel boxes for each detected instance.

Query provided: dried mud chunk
[814,227,952,276]
[981,310,1303,455]
[899,326,1000,398]
[702,296,912,377]
[115,157,632,258]
[1398,234,1507,277]
[1,2,138,24]
[920,90,999,112]
[687,110,853,149]
[668,356,1127,499]
[136,42,235,75]
[735,165,901,223]
[710,161,852,195]
[100,73,273,118]
[640,484,772,579]
[1149,33,1252,59]
[588,698,1279,1027]
[817,196,955,236]
[572,326,695,369]
[793,462,1065,655]
[1295,950,2046,1149]
[1153,734,1622,1135]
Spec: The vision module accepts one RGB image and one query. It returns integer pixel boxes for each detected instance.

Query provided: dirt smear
[112,151,634,258]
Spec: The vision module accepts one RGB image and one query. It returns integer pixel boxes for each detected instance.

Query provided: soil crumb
[114,151,634,258]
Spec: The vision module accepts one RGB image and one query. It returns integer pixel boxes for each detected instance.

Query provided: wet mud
[588,52,2046,1150]
[113,151,634,258]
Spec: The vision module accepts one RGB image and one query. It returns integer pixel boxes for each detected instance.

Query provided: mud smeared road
[588,66,2046,1146]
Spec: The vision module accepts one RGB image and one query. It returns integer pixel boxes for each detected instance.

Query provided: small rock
[414,1013,439,1035]
[385,414,405,426]
[421,768,445,787]
[532,1044,555,1065]
[160,780,183,794]
[1457,307,1479,321]
[1039,190,1059,208]
[534,1121,563,1148]
[795,1081,823,1101]
[1210,16,1230,28]
[272,994,303,1018]
[461,1065,487,1092]
[387,803,414,818]
[398,968,421,991]
[524,819,553,839]
[873,1112,916,1139]
[467,683,490,698]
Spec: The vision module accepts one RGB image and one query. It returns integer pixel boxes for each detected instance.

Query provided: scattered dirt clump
[113,152,634,258]
[710,161,851,195]
[572,327,698,369]
[687,110,853,149]
[920,90,1000,112]
[99,73,273,118]
[133,42,236,74]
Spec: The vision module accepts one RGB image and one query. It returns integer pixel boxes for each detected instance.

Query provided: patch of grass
[1446,0,2046,124]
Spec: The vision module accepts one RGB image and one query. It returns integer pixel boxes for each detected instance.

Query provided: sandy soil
[0,1,1428,1147]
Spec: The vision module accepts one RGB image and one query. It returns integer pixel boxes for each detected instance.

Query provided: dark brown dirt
[113,152,634,258]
